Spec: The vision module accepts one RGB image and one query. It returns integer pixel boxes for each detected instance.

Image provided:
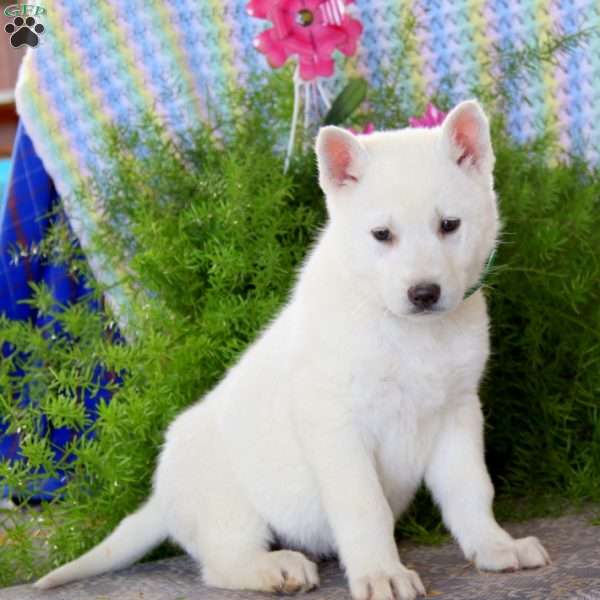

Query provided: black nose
[408,283,441,310]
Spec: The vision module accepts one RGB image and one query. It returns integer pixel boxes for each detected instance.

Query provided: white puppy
[36,100,550,599]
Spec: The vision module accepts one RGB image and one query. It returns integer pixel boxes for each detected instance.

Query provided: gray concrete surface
[1,513,599,600]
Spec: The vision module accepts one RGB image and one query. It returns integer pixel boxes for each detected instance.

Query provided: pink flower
[247,0,363,81]
[349,122,375,135]
[408,103,448,129]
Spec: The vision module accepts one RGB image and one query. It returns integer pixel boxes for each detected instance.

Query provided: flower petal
[271,4,293,39]
[314,56,335,78]
[246,0,274,19]
[254,28,289,67]
[409,103,448,128]
[299,57,317,80]
[284,30,315,56]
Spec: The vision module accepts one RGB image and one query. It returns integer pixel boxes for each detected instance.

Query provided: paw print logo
[5,16,45,48]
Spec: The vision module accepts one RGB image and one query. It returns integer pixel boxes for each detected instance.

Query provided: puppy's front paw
[256,550,319,594]
[350,566,425,600]
[513,536,551,569]
[474,536,550,572]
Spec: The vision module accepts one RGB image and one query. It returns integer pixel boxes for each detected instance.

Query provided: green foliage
[1,31,599,586]
[482,136,600,499]
[324,78,368,125]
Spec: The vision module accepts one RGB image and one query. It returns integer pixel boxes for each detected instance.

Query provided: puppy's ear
[441,100,494,176]
[316,126,368,193]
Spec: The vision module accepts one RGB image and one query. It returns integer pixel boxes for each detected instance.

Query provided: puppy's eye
[440,218,461,234]
[372,228,392,242]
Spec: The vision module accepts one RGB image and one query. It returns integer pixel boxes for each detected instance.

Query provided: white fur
[35,101,550,599]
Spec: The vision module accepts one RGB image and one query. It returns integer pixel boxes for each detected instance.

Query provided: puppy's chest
[350,330,478,417]
[348,332,479,507]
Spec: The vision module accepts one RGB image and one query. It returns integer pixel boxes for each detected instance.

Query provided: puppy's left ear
[441,100,494,177]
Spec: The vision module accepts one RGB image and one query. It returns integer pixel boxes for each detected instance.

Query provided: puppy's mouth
[385,305,447,319]
[408,305,448,317]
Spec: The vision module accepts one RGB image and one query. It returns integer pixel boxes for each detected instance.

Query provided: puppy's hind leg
[196,488,319,594]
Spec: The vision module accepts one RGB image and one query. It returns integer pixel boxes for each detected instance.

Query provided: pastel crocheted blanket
[12,0,600,315]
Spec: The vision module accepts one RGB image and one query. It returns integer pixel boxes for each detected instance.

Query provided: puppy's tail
[34,496,166,589]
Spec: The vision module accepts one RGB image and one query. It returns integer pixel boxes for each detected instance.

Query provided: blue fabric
[0,122,120,500]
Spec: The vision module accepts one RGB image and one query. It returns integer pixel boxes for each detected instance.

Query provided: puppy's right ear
[316,126,368,194]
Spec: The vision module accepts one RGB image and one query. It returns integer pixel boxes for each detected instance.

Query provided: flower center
[296,9,314,27]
